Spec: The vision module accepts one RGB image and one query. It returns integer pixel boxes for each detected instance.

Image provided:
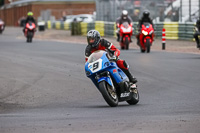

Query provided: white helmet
[121,10,128,19]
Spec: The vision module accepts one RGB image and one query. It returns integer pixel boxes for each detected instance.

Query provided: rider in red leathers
[85,30,137,84]
[116,10,133,42]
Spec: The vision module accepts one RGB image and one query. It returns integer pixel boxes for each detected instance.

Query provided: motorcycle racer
[116,10,133,42]
[85,30,137,84]
[193,18,200,48]
[23,11,36,33]
[136,10,154,45]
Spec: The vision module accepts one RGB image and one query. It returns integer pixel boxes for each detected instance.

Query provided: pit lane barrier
[45,21,195,41]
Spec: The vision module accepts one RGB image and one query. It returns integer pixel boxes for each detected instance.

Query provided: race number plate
[88,59,102,73]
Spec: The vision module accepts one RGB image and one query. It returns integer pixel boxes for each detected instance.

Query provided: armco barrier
[45,21,195,41]
[64,22,70,30]
[80,22,87,36]
[47,21,51,29]
[104,22,115,37]
[55,21,61,30]
[95,21,105,36]
[71,22,81,35]
[87,22,95,31]
[154,22,164,38]
[163,22,179,39]
[178,22,194,40]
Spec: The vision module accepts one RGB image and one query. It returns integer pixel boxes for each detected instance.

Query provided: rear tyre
[126,88,139,105]
[98,81,118,107]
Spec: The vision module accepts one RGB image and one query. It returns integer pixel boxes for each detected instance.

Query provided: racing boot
[194,35,200,48]
[196,42,200,48]
[117,33,120,42]
[196,40,200,48]
[122,68,137,84]
[136,35,139,45]
[22,28,25,33]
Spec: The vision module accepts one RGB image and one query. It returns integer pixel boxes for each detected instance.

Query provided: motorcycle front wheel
[125,37,129,50]
[98,81,118,107]
[140,47,145,53]
[27,31,33,43]
[146,39,151,53]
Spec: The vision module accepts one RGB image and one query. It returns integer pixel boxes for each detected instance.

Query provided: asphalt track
[0,28,200,133]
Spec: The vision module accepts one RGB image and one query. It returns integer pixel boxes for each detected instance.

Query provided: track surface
[0,28,200,133]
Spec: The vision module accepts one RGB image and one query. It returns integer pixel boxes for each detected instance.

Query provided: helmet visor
[88,37,95,44]
[123,15,127,19]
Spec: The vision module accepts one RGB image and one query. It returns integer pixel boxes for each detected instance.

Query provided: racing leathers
[85,38,137,84]
[23,16,36,33]
[136,17,154,44]
[116,16,133,42]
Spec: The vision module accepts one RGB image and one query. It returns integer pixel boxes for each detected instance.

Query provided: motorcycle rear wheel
[99,81,118,107]
[126,88,139,105]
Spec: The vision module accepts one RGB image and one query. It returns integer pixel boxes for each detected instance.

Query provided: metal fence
[180,0,200,22]
[95,0,200,23]
[96,0,165,22]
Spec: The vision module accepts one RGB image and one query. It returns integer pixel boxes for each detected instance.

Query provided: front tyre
[146,39,151,53]
[126,88,139,105]
[140,47,145,53]
[27,31,33,43]
[98,81,118,107]
[125,37,129,50]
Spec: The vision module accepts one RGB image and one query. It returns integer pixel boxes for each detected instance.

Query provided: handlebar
[106,49,118,61]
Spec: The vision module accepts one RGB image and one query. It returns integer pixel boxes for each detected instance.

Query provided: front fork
[96,71,114,87]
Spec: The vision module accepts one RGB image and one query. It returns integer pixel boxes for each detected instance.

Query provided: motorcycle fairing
[85,51,129,92]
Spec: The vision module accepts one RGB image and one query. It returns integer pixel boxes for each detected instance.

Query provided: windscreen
[122,22,129,28]
[87,50,105,63]
[143,22,150,28]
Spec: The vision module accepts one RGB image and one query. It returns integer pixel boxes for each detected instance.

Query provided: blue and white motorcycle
[85,50,139,107]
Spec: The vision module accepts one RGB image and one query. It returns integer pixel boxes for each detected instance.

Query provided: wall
[0,1,95,26]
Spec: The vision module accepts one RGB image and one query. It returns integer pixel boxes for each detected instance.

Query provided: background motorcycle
[119,22,133,50]
[24,22,36,43]
[85,50,139,107]
[139,22,154,53]
[0,20,5,34]
[194,27,200,49]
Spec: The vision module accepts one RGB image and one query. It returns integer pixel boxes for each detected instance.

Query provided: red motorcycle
[139,22,154,53]
[119,22,133,50]
[0,19,5,34]
[24,22,36,42]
